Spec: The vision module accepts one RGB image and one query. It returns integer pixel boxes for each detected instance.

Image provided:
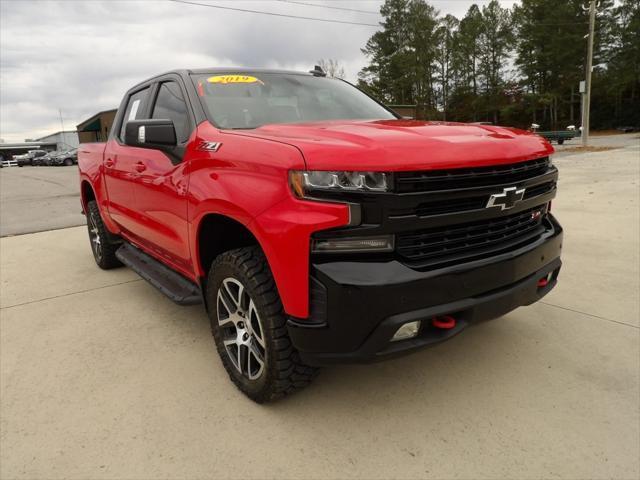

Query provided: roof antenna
[309,65,327,77]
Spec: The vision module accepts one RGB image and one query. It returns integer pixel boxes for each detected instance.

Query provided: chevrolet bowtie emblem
[486,186,526,210]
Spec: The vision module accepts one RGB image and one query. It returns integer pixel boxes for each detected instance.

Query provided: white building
[34,131,79,151]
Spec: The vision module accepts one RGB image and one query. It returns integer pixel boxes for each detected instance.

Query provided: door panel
[131,80,194,275]
[103,86,151,234]
[103,139,146,234]
[132,151,192,274]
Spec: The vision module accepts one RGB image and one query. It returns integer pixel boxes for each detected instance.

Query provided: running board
[116,243,202,306]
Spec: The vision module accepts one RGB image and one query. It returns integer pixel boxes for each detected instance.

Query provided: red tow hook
[432,315,457,330]
[537,273,552,287]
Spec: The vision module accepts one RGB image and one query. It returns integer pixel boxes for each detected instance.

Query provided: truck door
[103,86,151,234]
[130,80,193,276]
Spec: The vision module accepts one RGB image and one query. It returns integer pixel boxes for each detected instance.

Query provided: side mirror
[124,119,177,149]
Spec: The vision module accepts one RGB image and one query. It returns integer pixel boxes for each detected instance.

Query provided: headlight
[290,170,389,197]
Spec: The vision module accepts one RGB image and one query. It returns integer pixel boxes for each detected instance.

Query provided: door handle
[135,162,147,173]
[105,158,114,168]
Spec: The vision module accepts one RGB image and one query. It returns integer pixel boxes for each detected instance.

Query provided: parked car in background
[32,156,43,166]
[25,149,78,167]
[50,148,78,166]
[16,149,48,167]
[40,151,57,166]
[15,154,30,166]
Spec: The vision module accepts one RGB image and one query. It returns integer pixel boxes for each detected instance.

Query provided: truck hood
[229,119,553,171]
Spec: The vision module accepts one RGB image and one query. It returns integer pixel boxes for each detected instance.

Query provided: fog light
[391,320,421,342]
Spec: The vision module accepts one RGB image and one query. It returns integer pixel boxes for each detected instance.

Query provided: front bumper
[288,215,563,366]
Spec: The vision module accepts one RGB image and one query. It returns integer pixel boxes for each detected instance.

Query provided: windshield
[192,73,396,129]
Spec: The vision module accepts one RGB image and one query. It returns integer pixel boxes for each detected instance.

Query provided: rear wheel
[64,158,73,166]
[557,138,565,145]
[86,200,122,269]
[206,246,317,403]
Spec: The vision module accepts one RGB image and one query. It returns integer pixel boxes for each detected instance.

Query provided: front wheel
[206,246,317,402]
[64,158,73,166]
[557,138,565,145]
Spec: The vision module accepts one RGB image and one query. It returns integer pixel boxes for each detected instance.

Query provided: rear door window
[119,87,150,141]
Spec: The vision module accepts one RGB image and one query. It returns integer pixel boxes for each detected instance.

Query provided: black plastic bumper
[288,215,563,366]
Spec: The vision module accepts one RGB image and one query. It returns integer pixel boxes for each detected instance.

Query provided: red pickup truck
[78,68,562,402]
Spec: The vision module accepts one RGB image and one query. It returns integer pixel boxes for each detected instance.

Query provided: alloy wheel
[216,277,266,380]
[88,211,102,261]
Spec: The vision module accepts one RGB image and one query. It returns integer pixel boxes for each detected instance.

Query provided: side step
[116,243,202,306]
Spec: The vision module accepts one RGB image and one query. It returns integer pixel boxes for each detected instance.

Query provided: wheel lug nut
[237,321,244,329]
[243,333,249,341]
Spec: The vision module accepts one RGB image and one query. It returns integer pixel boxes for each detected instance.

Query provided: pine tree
[358,0,637,129]
[478,0,513,123]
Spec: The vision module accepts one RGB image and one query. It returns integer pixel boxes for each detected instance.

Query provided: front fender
[249,197,349,319]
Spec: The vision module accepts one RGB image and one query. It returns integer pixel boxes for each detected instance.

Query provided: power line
[168,0,380,27]
[519,23,589,26]
[277,0,379,15]
[169,1,589,29]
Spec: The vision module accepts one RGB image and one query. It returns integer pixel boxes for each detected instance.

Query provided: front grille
[395,157,550,193]
[388,180,556,218]
[396,206,548,268]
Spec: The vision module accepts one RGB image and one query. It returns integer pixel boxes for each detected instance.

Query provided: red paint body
[79,119,554,319]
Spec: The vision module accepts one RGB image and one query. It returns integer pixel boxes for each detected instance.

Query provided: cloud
[0,0,516,142]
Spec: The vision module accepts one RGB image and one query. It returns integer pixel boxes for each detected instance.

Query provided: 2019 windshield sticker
[207,75,264,85]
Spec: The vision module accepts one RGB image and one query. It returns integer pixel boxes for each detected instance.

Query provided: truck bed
[78,142,106,172]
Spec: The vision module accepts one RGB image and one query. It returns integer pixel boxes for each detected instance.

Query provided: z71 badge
[197,141,222,152]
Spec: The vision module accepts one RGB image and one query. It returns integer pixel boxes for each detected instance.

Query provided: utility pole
[581,0,596,146]
[58,109,65,133]
[58,109,67,150]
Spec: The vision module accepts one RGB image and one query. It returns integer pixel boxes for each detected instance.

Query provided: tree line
[357,0,639,130]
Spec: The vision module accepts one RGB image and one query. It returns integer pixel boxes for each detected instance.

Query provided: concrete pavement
[1,142,639,479]
[0,166,85,237]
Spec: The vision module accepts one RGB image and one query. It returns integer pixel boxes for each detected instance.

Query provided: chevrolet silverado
[78,67,562,402]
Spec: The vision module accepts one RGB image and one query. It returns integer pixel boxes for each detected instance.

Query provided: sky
[0,0,518,143]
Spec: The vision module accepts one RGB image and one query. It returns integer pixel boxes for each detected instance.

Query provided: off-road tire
[206,246,318,403]
[86,200,122,269]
